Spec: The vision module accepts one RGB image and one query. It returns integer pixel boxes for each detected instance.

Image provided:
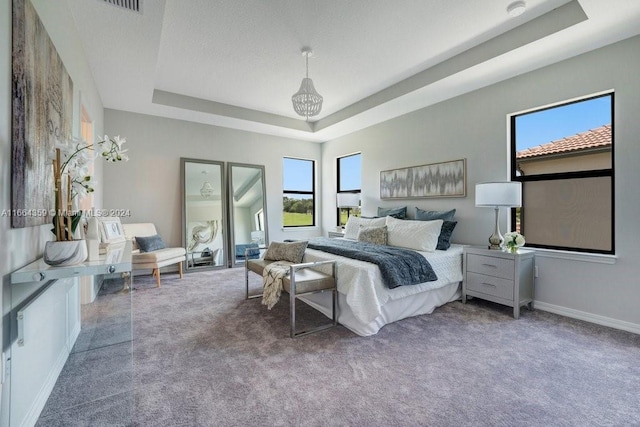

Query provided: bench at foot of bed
[245,255,338,338]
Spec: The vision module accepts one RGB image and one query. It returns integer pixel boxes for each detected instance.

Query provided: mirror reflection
[182,159,227,270]
[229,163,268,266]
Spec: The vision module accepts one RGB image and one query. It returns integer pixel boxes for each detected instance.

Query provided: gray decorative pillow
[344,216,386,240]
[377,206,407,219]
[357,225,388,245]
[264,241,308,263]
[415,207,456,221]
[135,234,166,252]
[436,221,457,250]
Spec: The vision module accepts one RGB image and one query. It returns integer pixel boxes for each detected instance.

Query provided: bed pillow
[264,241,308,263]
[385,216,443,252]
[135,234,166,252]
[377,206,407,219]
[357,225,388,245]
[415,207,456,221]
[436,221,457,250]
[344,216,386,240]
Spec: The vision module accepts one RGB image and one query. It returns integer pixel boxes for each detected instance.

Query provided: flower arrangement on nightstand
[502,231,525,253]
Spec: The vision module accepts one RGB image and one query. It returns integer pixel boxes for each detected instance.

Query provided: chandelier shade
[292,48,323,119]
[200,181,214,198]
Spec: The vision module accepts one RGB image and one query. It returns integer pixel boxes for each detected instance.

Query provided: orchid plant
[502,231,526,254]
[51,135,129,241]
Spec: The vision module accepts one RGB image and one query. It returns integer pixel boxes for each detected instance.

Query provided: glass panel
[283,194,314,226]
[229,163,268,266]
[514,95,612,175]
[283,158,313,192]
[10,244,134,425]
[182,159,227,270]
[338,153,362,191]
[520,177,612,252]
[339,206,361,227]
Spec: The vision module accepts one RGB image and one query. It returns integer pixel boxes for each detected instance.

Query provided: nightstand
[462,246,535,319]
[327,231,345,238]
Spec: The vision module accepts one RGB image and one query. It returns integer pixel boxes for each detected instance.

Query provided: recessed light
[507,1,526,17]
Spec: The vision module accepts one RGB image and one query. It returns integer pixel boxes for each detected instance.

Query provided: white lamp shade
[475,182,522,207]
[336,192,360,208]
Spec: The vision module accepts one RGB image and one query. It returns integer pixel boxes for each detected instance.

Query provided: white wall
[0,0,104,424]
[102,109,323,251]
[322,35,640,332]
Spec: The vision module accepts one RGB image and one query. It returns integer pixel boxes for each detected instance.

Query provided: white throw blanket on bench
[262,261,293,309]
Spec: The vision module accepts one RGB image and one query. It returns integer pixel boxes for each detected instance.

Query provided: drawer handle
[481,264,497,268]
[481,282,497,287]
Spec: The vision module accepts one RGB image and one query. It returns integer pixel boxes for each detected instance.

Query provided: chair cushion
[247,258,276,275]
[132,247,186,263]
[283,269,335,294]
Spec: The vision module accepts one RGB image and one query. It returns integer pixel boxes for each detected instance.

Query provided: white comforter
[302,244,464,325]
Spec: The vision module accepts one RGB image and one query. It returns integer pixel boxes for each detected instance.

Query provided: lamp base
[488,234,503,250]
[488,207,503,250]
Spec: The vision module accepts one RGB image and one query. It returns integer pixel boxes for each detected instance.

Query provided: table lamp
[336,192,360,224]
[475,182,522,250]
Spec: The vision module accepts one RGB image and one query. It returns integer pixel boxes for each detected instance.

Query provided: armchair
[121,223,186,287]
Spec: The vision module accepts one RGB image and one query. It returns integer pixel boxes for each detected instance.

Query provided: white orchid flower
[50,134,128,202]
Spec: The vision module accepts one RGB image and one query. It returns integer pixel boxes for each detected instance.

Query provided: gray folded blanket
[307,238,437,289]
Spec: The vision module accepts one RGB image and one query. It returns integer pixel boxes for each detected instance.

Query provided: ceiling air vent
[102,0,141,13]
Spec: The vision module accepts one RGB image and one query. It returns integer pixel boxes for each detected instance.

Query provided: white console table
[9,241,132,427]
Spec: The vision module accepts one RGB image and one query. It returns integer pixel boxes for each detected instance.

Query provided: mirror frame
[227,162,269,267]
[181,158,228,271]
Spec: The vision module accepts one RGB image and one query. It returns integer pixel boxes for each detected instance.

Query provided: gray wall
[103,109,323,249]
[321,35,640,332]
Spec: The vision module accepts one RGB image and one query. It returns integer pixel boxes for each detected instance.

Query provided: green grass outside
[283,212,313,226]
[340,212,348,226]
[283,210,362,227]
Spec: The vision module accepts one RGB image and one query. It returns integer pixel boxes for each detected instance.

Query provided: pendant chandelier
[291,47,323,120]
[200,171,214,198]
[200,182,214,198]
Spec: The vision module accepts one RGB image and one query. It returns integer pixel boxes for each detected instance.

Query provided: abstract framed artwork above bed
[380,158,466,199]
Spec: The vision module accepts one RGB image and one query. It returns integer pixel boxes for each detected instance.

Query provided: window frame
[509,92,615,255]
[336,153,362,226]
[282,157,316,228]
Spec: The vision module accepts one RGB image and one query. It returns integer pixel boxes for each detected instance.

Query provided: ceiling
[67,0,640,142]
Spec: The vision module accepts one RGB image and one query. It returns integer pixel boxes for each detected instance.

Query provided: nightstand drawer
[465,272,514,300]
[466,254,514,280]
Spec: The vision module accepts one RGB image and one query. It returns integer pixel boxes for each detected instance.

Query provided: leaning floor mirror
[228,163,268,266]
[181,158,228,270]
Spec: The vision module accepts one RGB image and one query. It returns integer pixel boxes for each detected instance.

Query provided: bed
[296,239,464,336]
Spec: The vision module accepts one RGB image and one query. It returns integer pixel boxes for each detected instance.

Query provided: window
[510,93,614,254]
[283,157,315,227]
[337,153,362,226]
[254,208,264,231]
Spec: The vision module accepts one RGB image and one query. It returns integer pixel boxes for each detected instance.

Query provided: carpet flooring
[37,268,640,426]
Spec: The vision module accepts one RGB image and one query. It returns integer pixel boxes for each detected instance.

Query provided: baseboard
[534,301,640,335]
